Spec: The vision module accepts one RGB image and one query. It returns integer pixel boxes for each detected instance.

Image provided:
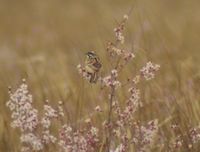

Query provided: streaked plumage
[85,51,102,83]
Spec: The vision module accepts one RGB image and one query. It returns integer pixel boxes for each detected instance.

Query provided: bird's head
[85,51,97,60]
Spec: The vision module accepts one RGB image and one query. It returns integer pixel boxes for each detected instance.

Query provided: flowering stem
[106,85,115,152]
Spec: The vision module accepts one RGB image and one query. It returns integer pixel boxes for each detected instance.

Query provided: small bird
[85,51,102,83]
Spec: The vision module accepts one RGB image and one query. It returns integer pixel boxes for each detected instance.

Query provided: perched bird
[85,51,102,83]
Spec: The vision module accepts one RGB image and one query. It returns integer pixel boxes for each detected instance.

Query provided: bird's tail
[90,72,99,83]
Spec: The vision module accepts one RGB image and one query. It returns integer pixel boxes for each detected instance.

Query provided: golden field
[0,0,200,151]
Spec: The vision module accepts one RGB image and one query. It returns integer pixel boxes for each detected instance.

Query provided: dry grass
[1,0,200,151]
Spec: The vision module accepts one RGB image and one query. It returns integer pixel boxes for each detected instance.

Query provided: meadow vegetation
[1,0,200,151]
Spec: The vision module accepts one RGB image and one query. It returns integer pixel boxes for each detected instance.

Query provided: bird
[85,51,102,83]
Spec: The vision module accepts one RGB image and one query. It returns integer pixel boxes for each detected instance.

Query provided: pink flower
[103,70,121,88]
[6,81,39,132]
[140,61,160,80]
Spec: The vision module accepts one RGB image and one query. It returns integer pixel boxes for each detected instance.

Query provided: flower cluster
[77,64,91,81]
[113,87,140,129]
[42,130,57,144]
[111,120,158,152]
[189,127,200,144]
[112,144,126,152]
[103,69,121,88]
[106,42,135,63]
[132,120,159,152]
[171,135,183,149]
[169,123,200,151]
[113,14,129,44]
[58,124,99,152]
[6,80,42,151]
[106,42,124,56]
[58,101,65,117]
[40,101,59,144]
[132,75,141,84]
[6,80,64,151]
[112,76,141,129]
[95,105,102,112]
[20,133,43,151]
[140,61,160,80]
[41,102,58,129]
[6,80,39,132]
[112,134,129,152]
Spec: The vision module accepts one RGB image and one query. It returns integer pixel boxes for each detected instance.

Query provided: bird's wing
[93,61,102,69]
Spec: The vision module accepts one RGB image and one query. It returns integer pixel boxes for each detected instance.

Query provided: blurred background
[1,0,200,151]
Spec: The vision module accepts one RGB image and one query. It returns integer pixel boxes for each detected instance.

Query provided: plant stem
[106,85,115,152]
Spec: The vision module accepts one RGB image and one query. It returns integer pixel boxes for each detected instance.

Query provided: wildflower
[113,144,126,152]
[188,144,192,149]
[132,75,140,84]
[58,124,99,152]
[123,14,129,20]
[113,14,129,44]
[123,51,135,61]
[41,104,58,129]
[95,105,102,112]
[85,118,92,124]
[6,81,39,132]
[58,101,64,117]
[172,136,183,149]
[140,61,160,80]
[189,127,200,144]
[110,45,125,56]
[42,130,57,144]
[21,147,30,152]
[20,133,43,151]
[77,64,91,81]
[114,28,125,44]
[43,104,58,118]
[6,80,63,151]
[103,70,121,88]
[106,42,135,63]
[131,119,158,151]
